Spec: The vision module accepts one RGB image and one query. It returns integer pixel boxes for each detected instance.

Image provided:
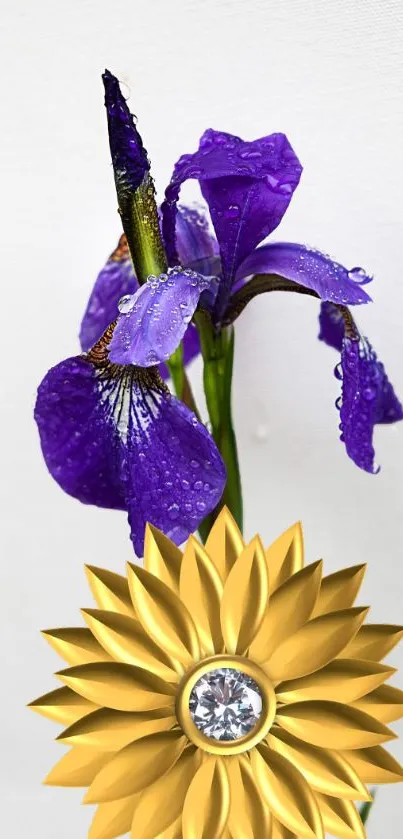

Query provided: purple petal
[339,336,403,472]
[108,268,214,366]
[318,303,403,472]
[158,323,201,380]
[103,70,149,191]
[35,350,226,555]
[175,205,219,266]
[162,129,302,318]
[236,243,372,305]
[79,236,138,352]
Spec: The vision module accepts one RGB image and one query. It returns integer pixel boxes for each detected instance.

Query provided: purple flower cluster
[34,70,402,555]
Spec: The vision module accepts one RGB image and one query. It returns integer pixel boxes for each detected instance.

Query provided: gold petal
[155,817,182,839]
[133,746,201,839]
[89,795,140,839]
[268,727,370,800]
[127,563,201,668]
[251,742,323,839]
[311,565,366,618]
[276,700,396,749]
[179,536,224,655]
[57,662,176,711]
[227,755,271,839]
[28,685,98,725]
[182,757,230,839]
[82,609,178,681]
[144,523,183,593]
[271,817,298,839]
[315,793,365,839]
[220,536,269,654]
[41,627,111,665]
[44,746,109,786]
[276,658,395,704]
[265,522,304,594]
[204,506,245,583]
[57,706,176,750]
[340,745,403,784]
[85,565,134,617]
[340,624,403,661]
[249,562,322,664]
[352,684,403,723]
[265,607,368,682]
[85,730,187,803]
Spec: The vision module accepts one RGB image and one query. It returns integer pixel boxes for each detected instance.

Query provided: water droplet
[348,267,372,285]
[226,204,240,219]
[168,503,180,520]
[190,459,200,469]
[196,500,206,512]
[239,149,262,160]
[194,480,203,491]
[118,294,135,314]
[181,479,190,490]
[183,314,192,324]
[363,386,376,401]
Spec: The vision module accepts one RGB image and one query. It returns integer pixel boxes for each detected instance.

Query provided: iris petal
[235,243,372,304]
[162,129,302,319]
[80,236,138,353]
[34,335,225,556]
[108,269,214,366]
[319,302,403,472]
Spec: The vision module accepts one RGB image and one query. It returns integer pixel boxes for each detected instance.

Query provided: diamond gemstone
[189,667,263,741]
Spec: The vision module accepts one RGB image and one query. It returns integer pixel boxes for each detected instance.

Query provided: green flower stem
[195,312,243,539]
[121,175,167,284]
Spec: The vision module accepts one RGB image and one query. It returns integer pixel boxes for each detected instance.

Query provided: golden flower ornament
[30,508,403,839]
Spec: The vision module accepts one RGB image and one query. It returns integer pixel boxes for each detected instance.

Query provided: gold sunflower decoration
[30,508,403,839]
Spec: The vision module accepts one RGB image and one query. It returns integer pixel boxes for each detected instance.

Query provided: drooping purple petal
[108,268,215,366]
[34,334,226,555]
[79,236,138,352]
[103,69,149,192]
[318,303,403,472]
[162,129,302,319]
[236,243,372,305]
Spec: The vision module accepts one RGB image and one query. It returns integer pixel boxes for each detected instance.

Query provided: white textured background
[1,0,403,836]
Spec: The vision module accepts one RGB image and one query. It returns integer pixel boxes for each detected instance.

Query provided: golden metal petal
[144,523,183,593]
[127,563,201,669]
[227,755,271,839]
[57,706,176,750]
[265,607,368,683]
[28,685,98,725]
[249,561,322,664]
[204,506,245,583]
[182,756,230,839]
[339,624,403,662]
[179,536,224,655]
[268,727,370,800]
[81,609,178,681]
[154,816,182,839]
[315,793,365,839]
[57,662,176,711]
[251,742,323,839]
[276,700,396,749]
[41,627,111,665]
[132,746,201,839]
[352,684,403,723]
[270,817,298,839]
[89,795,140,839]
[220,535,268,654]
[340,745,403,784]
[44,746,109,786]
[84,730,187,803]
[85,565,134,617]
[265,522,304,594]
[276,658,395,704]
[311,564,366,618]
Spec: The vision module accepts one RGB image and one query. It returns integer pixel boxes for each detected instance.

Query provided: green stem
[195,312,243,539]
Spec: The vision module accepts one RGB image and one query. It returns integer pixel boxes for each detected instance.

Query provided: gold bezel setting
[176,654,277,755]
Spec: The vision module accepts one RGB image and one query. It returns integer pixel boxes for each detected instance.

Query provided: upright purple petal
[175,205,219,266]
[79,236,138,352]
[34,330,226,555]
[162,129,302,319]
[103,69,149,191]
[318,303,403,472]
[108,268,215,366]
[236,243,372,305]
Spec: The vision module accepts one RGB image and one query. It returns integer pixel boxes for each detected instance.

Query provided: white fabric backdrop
[1,0,402,835]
